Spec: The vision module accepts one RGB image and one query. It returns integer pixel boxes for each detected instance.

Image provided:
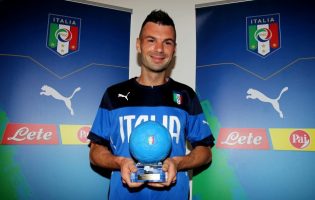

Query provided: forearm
[90,142,143,188]
[173,145,212,171]
[89,142,130,170]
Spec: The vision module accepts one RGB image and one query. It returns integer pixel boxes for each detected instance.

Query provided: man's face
[137,22,176,73]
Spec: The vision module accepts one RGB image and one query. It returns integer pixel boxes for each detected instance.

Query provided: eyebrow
[143,36,176,44]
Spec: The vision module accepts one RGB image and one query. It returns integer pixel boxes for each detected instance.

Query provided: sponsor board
[217,128,270,149]
[269,128,315,151]
[2,123,59,145]
[2,124,314,151]
[59,124,90,145]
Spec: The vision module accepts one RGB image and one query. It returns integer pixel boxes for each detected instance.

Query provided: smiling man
[88,10,215,200]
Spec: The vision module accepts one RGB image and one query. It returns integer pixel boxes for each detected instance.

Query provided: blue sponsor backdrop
[194,0,315,200]
[0,0,130,199]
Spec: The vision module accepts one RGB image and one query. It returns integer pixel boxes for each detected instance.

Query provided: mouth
[150,54,166,63]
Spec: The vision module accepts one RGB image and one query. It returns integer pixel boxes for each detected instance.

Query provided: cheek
[165,46,175,53]
[165,50,175,57]
[142,43,154,51]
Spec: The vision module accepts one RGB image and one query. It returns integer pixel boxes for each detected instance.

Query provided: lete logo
[2,123,58,145]
[217,128,270,149]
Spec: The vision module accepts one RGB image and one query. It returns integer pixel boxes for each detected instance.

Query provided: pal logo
[77,126,90,143]
[290,130,310,149]
[269,128,315,151]
[59,125,90,145]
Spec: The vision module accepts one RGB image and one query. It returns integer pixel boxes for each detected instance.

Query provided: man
[88,10,215,199]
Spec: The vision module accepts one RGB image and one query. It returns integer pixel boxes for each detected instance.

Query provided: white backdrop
[81,0,224,89]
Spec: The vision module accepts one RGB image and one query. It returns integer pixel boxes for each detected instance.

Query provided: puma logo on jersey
[202,120,209,125]
[246,87,288,118]
[118,92,130,101]
[40,85,81,116]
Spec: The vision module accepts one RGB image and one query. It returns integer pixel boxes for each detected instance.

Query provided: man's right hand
[89,143,144,188]
[119,157,144,188]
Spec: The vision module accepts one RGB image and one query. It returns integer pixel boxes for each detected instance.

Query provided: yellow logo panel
[59,124,90,145]
[269,128,315,151]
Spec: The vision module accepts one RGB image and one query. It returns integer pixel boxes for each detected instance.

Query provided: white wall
[82,0,222,90]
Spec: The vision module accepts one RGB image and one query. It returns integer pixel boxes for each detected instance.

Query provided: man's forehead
[141,22,176,40]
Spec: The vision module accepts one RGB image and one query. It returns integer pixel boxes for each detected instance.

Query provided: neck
[136,74,168,87]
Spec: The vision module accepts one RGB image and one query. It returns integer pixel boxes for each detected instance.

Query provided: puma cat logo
[118,92,130,101]
[246,87,288,118]
[40,85,81,116]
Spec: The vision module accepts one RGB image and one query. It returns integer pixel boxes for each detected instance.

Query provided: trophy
[129,121,172,182]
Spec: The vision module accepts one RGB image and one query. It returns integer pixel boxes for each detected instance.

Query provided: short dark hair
[139,10,176,40]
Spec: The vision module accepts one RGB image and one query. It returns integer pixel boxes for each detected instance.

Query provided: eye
[146,38,155,43]
[164,40,175,46]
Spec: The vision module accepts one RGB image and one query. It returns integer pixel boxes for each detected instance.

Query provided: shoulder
[99,78,136,109]
[169,78,197,98]
[107,78,135,92]
[169,78,203,115]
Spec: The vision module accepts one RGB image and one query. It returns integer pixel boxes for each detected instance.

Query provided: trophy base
[130,162,167,182]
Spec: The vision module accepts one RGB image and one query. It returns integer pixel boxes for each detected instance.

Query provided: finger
[122,176,144,188]
[172,177,177,183]
[171,177,177,185]
[164,179,172,186]
[128,182,144,188]
[147,182,165,188]
[129,164,138,173]
[165,172,177,186]
[162,163,169,171]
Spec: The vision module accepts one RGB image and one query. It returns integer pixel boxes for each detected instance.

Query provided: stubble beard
[141,54,172,73]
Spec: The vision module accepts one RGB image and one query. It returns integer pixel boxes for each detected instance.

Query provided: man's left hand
[147,157,177,188]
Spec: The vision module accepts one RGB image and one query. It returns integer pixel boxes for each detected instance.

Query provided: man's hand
[147,158,177,188]
[119,157,144,188]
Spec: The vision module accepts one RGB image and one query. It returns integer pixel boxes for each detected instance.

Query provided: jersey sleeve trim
[87,131,110,148]
[191,135,215,148]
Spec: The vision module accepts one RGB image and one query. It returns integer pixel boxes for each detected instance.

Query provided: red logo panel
[290,130,310,149]
[217,128,270,149]
[77,126,90,143]
[2,123,59,145]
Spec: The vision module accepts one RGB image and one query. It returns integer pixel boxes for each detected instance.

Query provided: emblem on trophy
[129,121,172,182]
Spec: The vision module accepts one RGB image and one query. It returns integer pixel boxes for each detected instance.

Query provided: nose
[154,41,164,53]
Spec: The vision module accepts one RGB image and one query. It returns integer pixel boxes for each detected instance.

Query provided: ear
[173,45,177,57]
[170,44,176,58]
[136,38,141,53]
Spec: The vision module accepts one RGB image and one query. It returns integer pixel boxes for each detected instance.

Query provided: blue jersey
[88,77,214,200]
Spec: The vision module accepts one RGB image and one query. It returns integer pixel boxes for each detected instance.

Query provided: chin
[150,66,168,73]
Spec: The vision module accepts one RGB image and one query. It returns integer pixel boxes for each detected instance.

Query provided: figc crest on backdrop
[46,14,81,56]
[246,13,281,57]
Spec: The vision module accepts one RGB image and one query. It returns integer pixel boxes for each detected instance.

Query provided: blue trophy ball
[129,121,172,164]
